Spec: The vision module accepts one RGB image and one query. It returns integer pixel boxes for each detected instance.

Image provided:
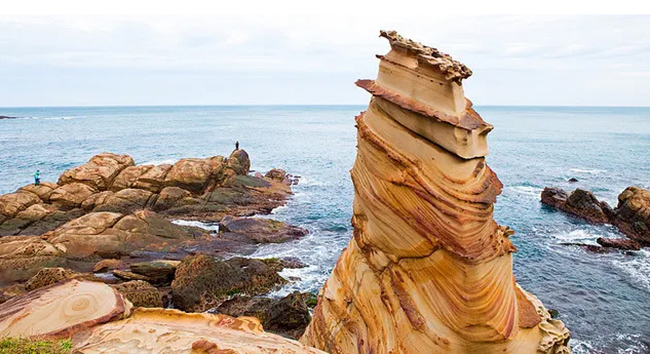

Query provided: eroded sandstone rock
[111,280,162,308]
[614,187,650,245]
[301,31,570,354]
[58,153,135,191]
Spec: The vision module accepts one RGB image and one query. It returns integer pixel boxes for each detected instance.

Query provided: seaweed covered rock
[111,280,162,308]
[171,254,286,312]
[215,292,312,340]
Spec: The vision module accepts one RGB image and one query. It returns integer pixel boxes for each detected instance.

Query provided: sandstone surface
[301,31,570,354]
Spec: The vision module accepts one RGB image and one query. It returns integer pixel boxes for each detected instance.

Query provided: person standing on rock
[33,170,40,186]
[235,141,239,150]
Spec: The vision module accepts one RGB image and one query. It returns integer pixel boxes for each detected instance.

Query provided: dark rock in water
[541,187,611,223]
[548,309,560,319]
[112,270,152,282]
[171,254,286,312]
[596,237,641,251]
[111,280,162,308]
[215,291,312,340]
[568,178,578,183]
[219,215,308,244]
[0,116,20,120]
[613,187,650,246]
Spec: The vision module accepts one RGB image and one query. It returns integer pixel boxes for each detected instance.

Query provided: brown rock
[132,164,172,193]
[164,158,224,193]
[15,203,57,222]
[17,182,59,202]
[81,191,114,211]
[25,267,77,291]
[110,165,153,191]
[93,258,127,273]
[153,186,192,211]
[171,254,286,312]
[216,292,312,340]
[112,270,152,282]
[227,149,250,176]
[93,188,153,213]
[50,183,96,209]
[264,168,287,182]
[130,260,180,284]
[111,280,162,308]
[596,237,641,251]
[58,153,135,191]
[614,186,650,245]
[219,216,308,243]
[0,192,41,218]
[541,187,611,223]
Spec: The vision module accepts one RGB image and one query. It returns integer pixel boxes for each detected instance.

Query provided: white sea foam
[569,168,607,174]
[553,229,600,244]
[298,176,326,187]
[43,116,75,120]
[509,185,543,197]
[612,249,650,292]
[171,219,219,232]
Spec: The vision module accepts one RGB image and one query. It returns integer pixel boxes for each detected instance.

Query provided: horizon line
[1,103,650,109]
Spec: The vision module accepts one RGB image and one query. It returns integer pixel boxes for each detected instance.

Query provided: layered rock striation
[301,31,570,353]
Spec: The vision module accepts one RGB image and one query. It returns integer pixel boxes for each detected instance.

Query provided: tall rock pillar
[301,31,571,354]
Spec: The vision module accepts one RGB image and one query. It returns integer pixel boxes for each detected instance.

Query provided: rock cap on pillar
[356,30,492,159]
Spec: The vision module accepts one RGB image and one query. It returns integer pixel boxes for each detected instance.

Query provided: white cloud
[0,15,648,106]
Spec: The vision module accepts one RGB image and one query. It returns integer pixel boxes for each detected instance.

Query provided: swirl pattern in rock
[300,31,571,354]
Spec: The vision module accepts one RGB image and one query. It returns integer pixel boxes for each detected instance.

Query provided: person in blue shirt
[34,170,40,186]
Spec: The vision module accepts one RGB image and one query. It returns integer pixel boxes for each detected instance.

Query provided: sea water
[1,105,649,352]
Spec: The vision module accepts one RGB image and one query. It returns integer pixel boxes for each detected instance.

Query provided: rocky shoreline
[541,186,650,251]
[0,148,318,343]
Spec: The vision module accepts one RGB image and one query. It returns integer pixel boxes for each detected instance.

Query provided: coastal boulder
[58,153,135,191]
[110,165,153,191]
[164,157,225,193]
[614,186,650,245]
[152,186,192,211]
[130,260,179,285]
[596,237,641,251]
[0,192,41,219]
[171,254,286,312]
[24,267,77,291]
[541,187,612,223]
[93,188,153,213]
[132,164,172,193]
[227,149,250,176]
[17,182,59,202]
[50,183,96,209]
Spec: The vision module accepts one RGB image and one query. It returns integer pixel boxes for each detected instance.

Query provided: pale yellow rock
[0,279,131,339]
[72,307,326,353]
[301,31,570,354]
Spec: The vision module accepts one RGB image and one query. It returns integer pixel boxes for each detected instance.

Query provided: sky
[0,15,648,107]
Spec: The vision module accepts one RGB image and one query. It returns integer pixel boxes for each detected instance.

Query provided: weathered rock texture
[301,31,570,353]
[0,280,323,353]
[542,186,650,247]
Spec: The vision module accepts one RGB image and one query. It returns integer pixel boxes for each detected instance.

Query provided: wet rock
[227,149,250,176]
[50,183,97,209]
[261,257,307,272]
[130,260,179,285]
[613,187,650,245]
[559,242,612,253]
[111,280,162,308]
[568,178,578,183]
[24,267,77,291]
[219,216,308,244]
[112,270,152,282]
[215,291,312,340]
[596,237,641,251]
[171,254,286,312]
[58,153,135,191]
[541,187,611,223]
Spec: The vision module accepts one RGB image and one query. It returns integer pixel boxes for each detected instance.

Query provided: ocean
[1,105,649,353]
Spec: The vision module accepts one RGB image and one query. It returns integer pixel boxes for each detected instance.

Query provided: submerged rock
[301,30,570,353]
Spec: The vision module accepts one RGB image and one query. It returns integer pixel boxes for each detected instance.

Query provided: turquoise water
[1,105,649,352]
